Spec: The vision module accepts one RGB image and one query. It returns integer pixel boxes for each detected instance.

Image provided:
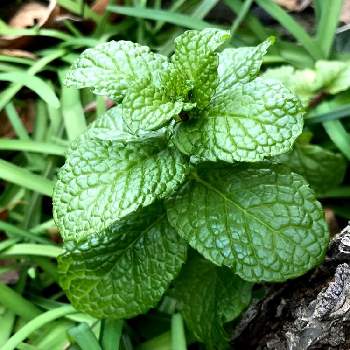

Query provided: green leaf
[171,255,252,349]
[216,37,274,94]
[64,41,168,101]
[172,28,230,108]
[275,143,347,193]
[314,60,350,95]
[53,137,189,241]
[263,61,350,107]
[86,106,166,142]
[174,78,304,163]
[263,66,316,107]
[167,164,329,282]
[58,203,187,319]
[121,78,186,132]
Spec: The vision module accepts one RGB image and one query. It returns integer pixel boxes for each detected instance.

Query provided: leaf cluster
[53,29,329,348]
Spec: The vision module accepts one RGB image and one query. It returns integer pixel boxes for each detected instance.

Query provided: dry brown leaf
[91,0,110,15]
[274,0,312,12]
[0,49,36,59]
[341,0,350,23]
[0,0,58,48]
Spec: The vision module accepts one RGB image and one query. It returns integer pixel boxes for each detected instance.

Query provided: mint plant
[53,29,329,347]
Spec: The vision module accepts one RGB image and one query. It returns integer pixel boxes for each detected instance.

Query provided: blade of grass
[323,120,350,160]
[224,0,270,41]
[0,283,41,321]
[0,140,66,156]
[230,0,254,37]
[5,102,30,140]
[0,21,73,42]
[0,310,15,347]
[306,104,350,124]
[0,55,33,65]
[138,332,171,350]
[0,159,54,196]
[1,244,62,258]
[59,72,86,141]
[0,49,66,112]
[171,314,186,350]
[0,221,50,244]
[254,0,323,60]
[100,319,123,350]
[107,5,213,29]
[2,305,76,350]
[315,0,343,58]
[57,0,101,22]
[0,72,60,109]
[318,186,350,198]
[68,323,102,350]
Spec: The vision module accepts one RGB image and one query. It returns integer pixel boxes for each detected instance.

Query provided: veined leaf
[172,28,230,109]
[86,106,166,142]
[174,78,304,163]
[167,164,328,282]
[275,143,347,193]
[58,203,187,319]
[171,255,252,349]
[216,37,274,93]
[53,137,189,241]
[64,41,168,101]
[122,79,186,132]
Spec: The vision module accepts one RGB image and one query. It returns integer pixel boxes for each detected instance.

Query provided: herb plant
[53,29,329,347]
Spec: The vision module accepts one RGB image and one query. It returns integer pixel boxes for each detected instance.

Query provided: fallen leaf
[341,0,350,23]
[274,0,311,12]
[0,49,36,59]
[0,0,58,48]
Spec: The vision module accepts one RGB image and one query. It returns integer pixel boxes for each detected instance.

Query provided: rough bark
[231,225,350,350]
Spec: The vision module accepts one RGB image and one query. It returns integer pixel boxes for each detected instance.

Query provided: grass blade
[315,0,343,58]
[0,140,66,156]
[0,159,54,196]
[100,319,123,350]
[2,305,76,350]
[1,244,62,258]
[323,120,350,160]
[108,5,213,30]
[255,0,323,60]
[68,323,102,350]
[0,72,60,109]
[0,283,41,321]
[230,0,254,37]
[0,50,66,112]
[171,314,186,350]
[0,221,50,244]
[5,102,30,140]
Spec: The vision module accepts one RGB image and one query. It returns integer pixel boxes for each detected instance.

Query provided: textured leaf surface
[172,28,230,108]
[275,143,346,193]
[167,165,329,282]
[86,106,166,142]
[122,79,185,132]
[58,203,187,319]
[64,41,168,101]
[217,38,273,94]
[174,78,304,162]
[263,66,316,106]
[53,137,189,241]
[171,255,252,349]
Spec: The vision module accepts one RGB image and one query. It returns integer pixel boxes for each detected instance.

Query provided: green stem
[0,140,66,156]
[1,244,62,258]
[171,314,186,350]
